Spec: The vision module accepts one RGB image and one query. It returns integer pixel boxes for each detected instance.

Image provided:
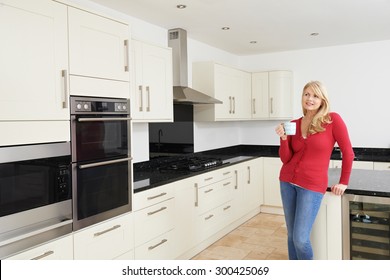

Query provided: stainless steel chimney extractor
[168,28,222,104]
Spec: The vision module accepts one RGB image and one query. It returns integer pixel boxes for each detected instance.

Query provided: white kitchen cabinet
[67,7,130,99]
[262,157,284,213]
[5,235,73,260]
[131,40,173,122]
[311,192,342,260]
[193,62,252,121]
[133,182,174,211]
[73,213,133,260]
[134,229,176,260]
[0,0,70,146]
[251,71,293,120]
[373,162,390,171]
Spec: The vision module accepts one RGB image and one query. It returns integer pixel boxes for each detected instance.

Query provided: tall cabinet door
[269,71,293,119]
[68,7,130,82]
[251,72,269,119]
[0,0,69,121]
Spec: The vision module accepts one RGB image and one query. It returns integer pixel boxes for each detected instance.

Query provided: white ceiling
[90,0,390,55]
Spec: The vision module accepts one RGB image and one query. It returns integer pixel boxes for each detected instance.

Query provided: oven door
[71,115,131,163]
[72,156,132,230]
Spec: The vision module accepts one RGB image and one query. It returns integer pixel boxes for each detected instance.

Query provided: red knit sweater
[279,112,354,194]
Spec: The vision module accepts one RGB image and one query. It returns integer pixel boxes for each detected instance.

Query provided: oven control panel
[71,96,130,114]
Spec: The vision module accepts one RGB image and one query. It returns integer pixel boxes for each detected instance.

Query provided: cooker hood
[168,28,222,105]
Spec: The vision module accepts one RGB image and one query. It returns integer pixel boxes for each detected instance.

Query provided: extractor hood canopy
[168,28,222,105]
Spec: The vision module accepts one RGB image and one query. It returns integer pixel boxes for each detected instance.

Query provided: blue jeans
[280,181,324,260]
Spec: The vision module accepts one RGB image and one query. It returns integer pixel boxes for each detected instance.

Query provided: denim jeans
[280,181,324,260]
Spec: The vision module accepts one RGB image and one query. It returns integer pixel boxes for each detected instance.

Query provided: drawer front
[195,201,234,242]
[134,198,175,246]
[73,213,133,260]
[373,162,390,171]
[197,167,234,187]
[133,183,174,211]
[134,230,175,260]
[6,235,73,260]
[197,176,234,214]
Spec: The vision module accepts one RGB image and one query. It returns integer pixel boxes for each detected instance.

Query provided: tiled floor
[192,213,288,260]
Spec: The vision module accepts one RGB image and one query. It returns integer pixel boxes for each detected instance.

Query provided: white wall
[76,0,390,162]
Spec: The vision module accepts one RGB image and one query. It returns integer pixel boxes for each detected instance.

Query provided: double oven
[70,96,132,231]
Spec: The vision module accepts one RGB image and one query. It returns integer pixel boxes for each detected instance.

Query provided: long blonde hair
[302,81,332,134]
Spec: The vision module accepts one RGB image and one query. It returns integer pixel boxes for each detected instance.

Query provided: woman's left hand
[331,184,348,195]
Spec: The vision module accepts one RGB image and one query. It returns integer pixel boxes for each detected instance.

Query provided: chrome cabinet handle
[229,96,232,114]
[61,70,68,109]
[223,205,231,211]
[204,177,214,181]
[94,224,121,237]
[204,188,214,193]
[77,117,132,122]
[232,96,235,114]
[147,206,167,216]
[79,157,132,169]
[31,250,54,260]
[148,239,167,250]
[248,166,251,184]
[223,182,231,186]
[252,98,256,114]
[139,85,143,112]
[124,40,129,72]
[270,97,274,114]
[146,86,150,112]
[235,170,238,189]
[194,183,199,207]
[223,171,231,176]
[147,192,167,200]
[205,214,214,220]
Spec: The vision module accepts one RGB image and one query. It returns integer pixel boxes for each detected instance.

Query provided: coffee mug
[283,122,296,135]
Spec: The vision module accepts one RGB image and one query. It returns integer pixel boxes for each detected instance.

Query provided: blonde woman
[275,81,354,260]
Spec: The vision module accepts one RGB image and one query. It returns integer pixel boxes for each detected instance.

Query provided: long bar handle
[124,40,129,72]
[146,86,151,112]
[247,166,251,184]
[148,239,167,251]
[61,69,68,109]
[270,97,274,114]
[147,206,167,216]
[139,85,143,112]
[147,192,167,200]
[229,96,232,114]
[232,96,235,114]
[194,183,199,207]
[77,117,132,122]
[94,224,121,237]
[79,157,132,169]
[235,170,238,189]
[31,250,54,260]
[253,98,256,114]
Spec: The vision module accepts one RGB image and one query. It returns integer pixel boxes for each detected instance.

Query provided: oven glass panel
[349,201,390,260]
[76,159,129,220]
[0,156,71,218]
[75,117,128,162]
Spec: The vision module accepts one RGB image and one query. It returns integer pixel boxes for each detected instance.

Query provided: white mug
[283,122,296,135]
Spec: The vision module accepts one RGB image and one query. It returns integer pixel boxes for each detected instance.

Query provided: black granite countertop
[328,168,390,197]
[133,145,390,193]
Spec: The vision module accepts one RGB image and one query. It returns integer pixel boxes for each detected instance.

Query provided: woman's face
[302,87,322,113]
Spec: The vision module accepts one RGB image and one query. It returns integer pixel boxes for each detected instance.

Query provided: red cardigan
[279,112,354,194]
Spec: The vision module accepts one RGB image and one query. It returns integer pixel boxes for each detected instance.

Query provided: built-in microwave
[0,142,72,259]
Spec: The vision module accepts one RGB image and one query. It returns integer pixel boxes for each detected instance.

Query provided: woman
[275,81,354,260]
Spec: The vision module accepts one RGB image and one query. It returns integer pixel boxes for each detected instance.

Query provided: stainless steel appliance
[70,96,132,231]
[157,156,224,172]
[0,142,72,258]
[342,194,390,259]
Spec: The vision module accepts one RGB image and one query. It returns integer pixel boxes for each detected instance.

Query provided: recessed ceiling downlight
[221,27,230,30]
[250,41,257,44]
[176,4,187,9]
[310,32,319,36]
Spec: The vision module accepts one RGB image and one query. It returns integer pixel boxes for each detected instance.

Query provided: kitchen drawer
[373,162,390,171]
[195,201,234,242]
[134,229,175,260]
[5,235,73,260]
[196,166,234,187]
[73,213,133,260]
[134,198,175,246]
[133,183,174,211]
[196,176,234,214]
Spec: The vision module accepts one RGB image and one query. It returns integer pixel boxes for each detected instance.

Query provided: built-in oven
[70,96,132,231]
[342,194,390,260]
[0,142,72,259]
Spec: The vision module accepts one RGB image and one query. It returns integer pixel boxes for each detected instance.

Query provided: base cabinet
[262,157,283,211]
[311,192,342,260]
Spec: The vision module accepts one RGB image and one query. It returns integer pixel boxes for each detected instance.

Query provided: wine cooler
[342,194,390,260]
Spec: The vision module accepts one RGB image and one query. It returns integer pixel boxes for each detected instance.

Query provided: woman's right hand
[275,124,287,141]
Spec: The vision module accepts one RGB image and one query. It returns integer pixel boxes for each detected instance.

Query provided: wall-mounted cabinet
[131,40,173,122]
[193,62,252,121]
[0,0,70,146]
[68,7,130,99]
[252,71,293,120]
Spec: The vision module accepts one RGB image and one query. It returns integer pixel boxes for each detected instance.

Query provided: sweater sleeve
[279,137,293,163]
[331,113,355,185]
